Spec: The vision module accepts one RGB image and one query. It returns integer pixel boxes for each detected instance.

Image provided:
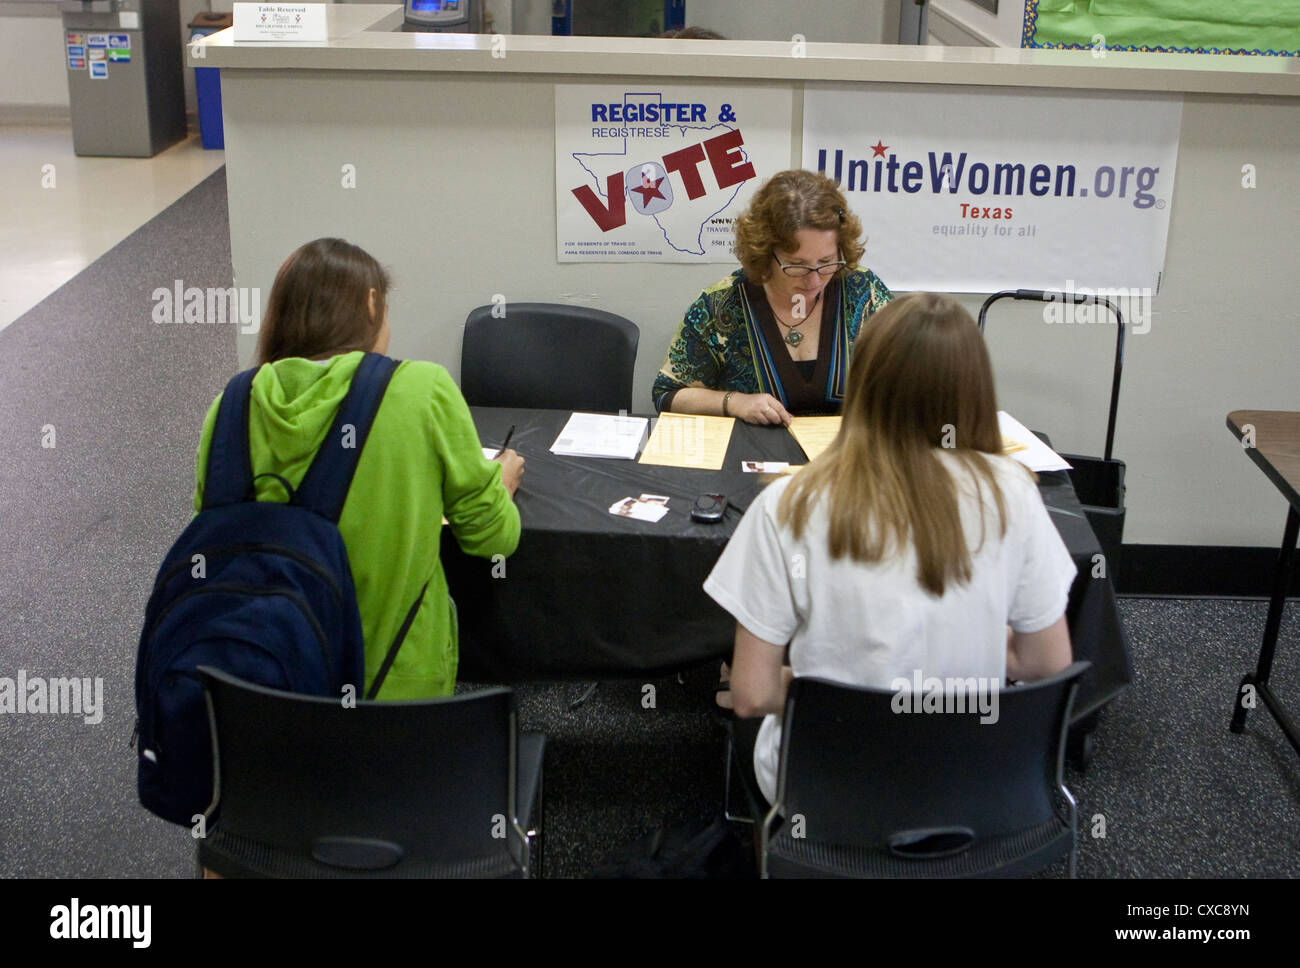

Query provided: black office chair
[759,661,1090,878]
[462,303,640,708]
[460,302,640,412]
[195,667,545,878]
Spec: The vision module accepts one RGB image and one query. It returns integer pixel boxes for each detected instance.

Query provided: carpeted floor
[0,168,237,877]
[1,169,1296,878]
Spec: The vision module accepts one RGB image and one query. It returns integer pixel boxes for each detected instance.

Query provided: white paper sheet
[550,412,648,460]
[998,412,1072,473]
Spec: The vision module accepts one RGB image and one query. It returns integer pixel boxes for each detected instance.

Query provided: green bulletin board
[1023,0,1300,55]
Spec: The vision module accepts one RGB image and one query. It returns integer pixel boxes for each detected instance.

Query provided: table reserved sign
[232,3,328,42]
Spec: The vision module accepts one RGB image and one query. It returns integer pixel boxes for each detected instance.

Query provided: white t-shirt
[703,449,1077,804]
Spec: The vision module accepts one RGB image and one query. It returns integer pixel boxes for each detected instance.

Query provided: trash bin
[60,0,186,157]
[188,12,231,149]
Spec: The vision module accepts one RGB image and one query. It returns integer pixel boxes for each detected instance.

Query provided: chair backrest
[773,661,1089,851]
[198,666,520,872]
[461,302,640,412]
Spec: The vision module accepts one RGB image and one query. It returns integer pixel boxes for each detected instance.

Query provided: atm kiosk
[403,0,484,32]
[59,0,186,157]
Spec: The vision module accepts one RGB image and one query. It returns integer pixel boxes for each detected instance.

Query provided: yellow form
[785,417,1024,460]
[638,413,735,470]
[788,416,841,462]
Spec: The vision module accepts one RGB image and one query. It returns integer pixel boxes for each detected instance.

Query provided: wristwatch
[722,390,735,417]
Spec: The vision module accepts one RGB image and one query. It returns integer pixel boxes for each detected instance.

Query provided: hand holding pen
[491,424,524,497]
[494,425,515,458]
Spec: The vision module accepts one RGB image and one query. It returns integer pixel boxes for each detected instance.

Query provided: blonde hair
[733,170,865,285]
[777,293,1017,596]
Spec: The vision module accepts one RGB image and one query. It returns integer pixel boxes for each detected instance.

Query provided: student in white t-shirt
[704,292,1076,808]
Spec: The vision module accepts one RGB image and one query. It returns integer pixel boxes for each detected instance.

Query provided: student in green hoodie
[193,238,524,699]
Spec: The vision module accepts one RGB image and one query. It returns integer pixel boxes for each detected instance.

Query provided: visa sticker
[87,34,108,47]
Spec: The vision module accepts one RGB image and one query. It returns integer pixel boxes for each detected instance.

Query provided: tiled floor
[0,123,225,332]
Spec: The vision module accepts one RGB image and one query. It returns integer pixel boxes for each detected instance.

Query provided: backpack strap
[201,367,259,511]
[365,580,429,700]
[295,353,400,523]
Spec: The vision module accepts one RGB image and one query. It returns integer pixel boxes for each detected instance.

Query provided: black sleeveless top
[744,276,840,415]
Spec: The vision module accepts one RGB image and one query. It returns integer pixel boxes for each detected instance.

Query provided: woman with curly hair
[652,169,893,424]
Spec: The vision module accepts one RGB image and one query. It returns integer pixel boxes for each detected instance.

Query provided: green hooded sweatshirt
[193,352,520,699]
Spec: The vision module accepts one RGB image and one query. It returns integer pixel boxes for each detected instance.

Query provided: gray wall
[0,10,70,120]
[220,69,1300,549]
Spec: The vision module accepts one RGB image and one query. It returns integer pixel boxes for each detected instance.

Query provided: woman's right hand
[493,448,525,497]
[731,393,793,426]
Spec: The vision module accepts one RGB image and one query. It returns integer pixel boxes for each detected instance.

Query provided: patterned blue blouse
[652,267,893,414]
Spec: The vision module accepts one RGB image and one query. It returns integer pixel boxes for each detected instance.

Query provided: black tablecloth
[445,408,1132,723]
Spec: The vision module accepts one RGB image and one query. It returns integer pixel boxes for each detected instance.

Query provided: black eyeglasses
[773,251,846,278]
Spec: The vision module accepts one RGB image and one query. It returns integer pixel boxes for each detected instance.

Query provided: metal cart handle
[977,289,1126,464]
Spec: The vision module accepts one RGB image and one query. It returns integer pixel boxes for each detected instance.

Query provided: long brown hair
[732,170,865,284]
[256,238,391,364]
[777,293,1018,596]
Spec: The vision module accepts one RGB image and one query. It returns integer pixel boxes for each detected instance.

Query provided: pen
[494,425,516,459]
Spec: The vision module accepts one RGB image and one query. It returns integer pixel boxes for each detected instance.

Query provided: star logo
[871,140,889,158]
[630,176,666,209]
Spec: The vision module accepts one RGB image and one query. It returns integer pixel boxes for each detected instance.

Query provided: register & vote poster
[801,84,1183,292]
[556,84,793,262]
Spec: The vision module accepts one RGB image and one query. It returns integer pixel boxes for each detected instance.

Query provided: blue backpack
[134,353,413,826]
